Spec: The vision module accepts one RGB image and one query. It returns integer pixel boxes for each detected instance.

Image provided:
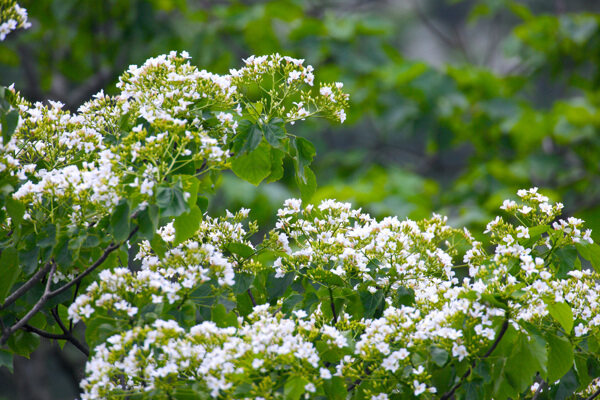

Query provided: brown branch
[440,318,510,400]
[347,365,372,392]
[23,324,69,340]
[532,378,546,400]
[1,226,138,345]
[587,387,600,400]
[329,287,338,324]
[48,225,138,299]
[0,261,53,310]
[247,288,257,307]
[1,262,57,344]
[50,307,89,357]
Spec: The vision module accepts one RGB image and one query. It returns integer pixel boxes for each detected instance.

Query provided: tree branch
[1,262,57,344]
[48,226,138,299]
[587,387,600,400]
[329,287,338,324]
[1,226,138,345]
[0,261,53,310]
[247,288,257,307]
[347,365,371,392]
[50,307,89,357]
[440,318,510,400]
[532,378,547,400]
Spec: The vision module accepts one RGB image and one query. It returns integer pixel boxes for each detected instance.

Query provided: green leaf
[554,369,578,400]
[504,333,544,393]
[236,120,263,154]
[7,330,39,357]
[429,346,449,367]
[85,318,123,349]
[5,197,24,227]
[0,247,20,304]
[232,273,254,295]
[359,289,384,319]
[394,286,415,307]
[226,242,255,258]
[196,196,209,213]
[110,199,130,242]
[576,242,600,272]
[156,179,189,217]
[546,333,574,383]
[231,141,271,186]
[263,118,286,148]
[284,376,308,400]
[296,166,316,202]
[1,109,18,144]
[38,224,57,249]
[137,204,159,240]
[289,136,316,182]
[553,246,578,278]
[267,272,295,301]
[282,293,304,314]
[0,350,13,373]
[178,175,200,208]
[150,235,167,259]
[173,205,202,245]
[546,301,574,334]
[211,303,238,328]
[323,376,346,400]
[266,147,285,183]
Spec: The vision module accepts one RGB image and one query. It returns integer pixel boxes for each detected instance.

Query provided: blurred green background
[2,0,600,398]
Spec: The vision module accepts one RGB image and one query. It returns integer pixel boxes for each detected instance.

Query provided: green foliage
[2,0,600,399]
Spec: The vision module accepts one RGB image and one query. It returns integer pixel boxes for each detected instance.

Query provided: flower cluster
[269,198,462,302]
[2,52,347,278]
[76,189,599,398]
[69,210,256,324]
[230,54,349,124]
[80,307,324,400]
[0,0,30,41]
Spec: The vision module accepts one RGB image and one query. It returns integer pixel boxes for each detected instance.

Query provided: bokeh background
[2,0,600,398]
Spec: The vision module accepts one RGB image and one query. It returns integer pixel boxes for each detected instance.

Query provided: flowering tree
[1,5,600,400]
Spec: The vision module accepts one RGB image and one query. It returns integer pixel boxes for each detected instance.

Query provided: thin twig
[1,261,53,310]
[1,226,138,345]
[23,324,69,340]
[532,378,547,400]
[1,262,57,344]
[587,387,600,400]
[50,307,89,357]
[48,226,138,299]
[329,287,338,324]
[347,365,371,392]
[247,288,257,307]
[440,318,510,400]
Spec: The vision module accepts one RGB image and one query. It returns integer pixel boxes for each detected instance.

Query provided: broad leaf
[173,205,202,245]
[546,301,574,334]
[284,376,308,400]
[0,247,20,304]
[546,333,574,383]
[156,179,189,217]
[110,199,130,242]
[231,141,271,185]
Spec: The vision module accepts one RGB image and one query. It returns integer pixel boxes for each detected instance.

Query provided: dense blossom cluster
[75,189,600,398]
[80,307,324,399]
[69,210,255,323]
[0,0,30,41]
[1,51,347,277]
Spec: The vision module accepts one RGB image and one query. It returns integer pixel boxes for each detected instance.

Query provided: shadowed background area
[2,0,600,397]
